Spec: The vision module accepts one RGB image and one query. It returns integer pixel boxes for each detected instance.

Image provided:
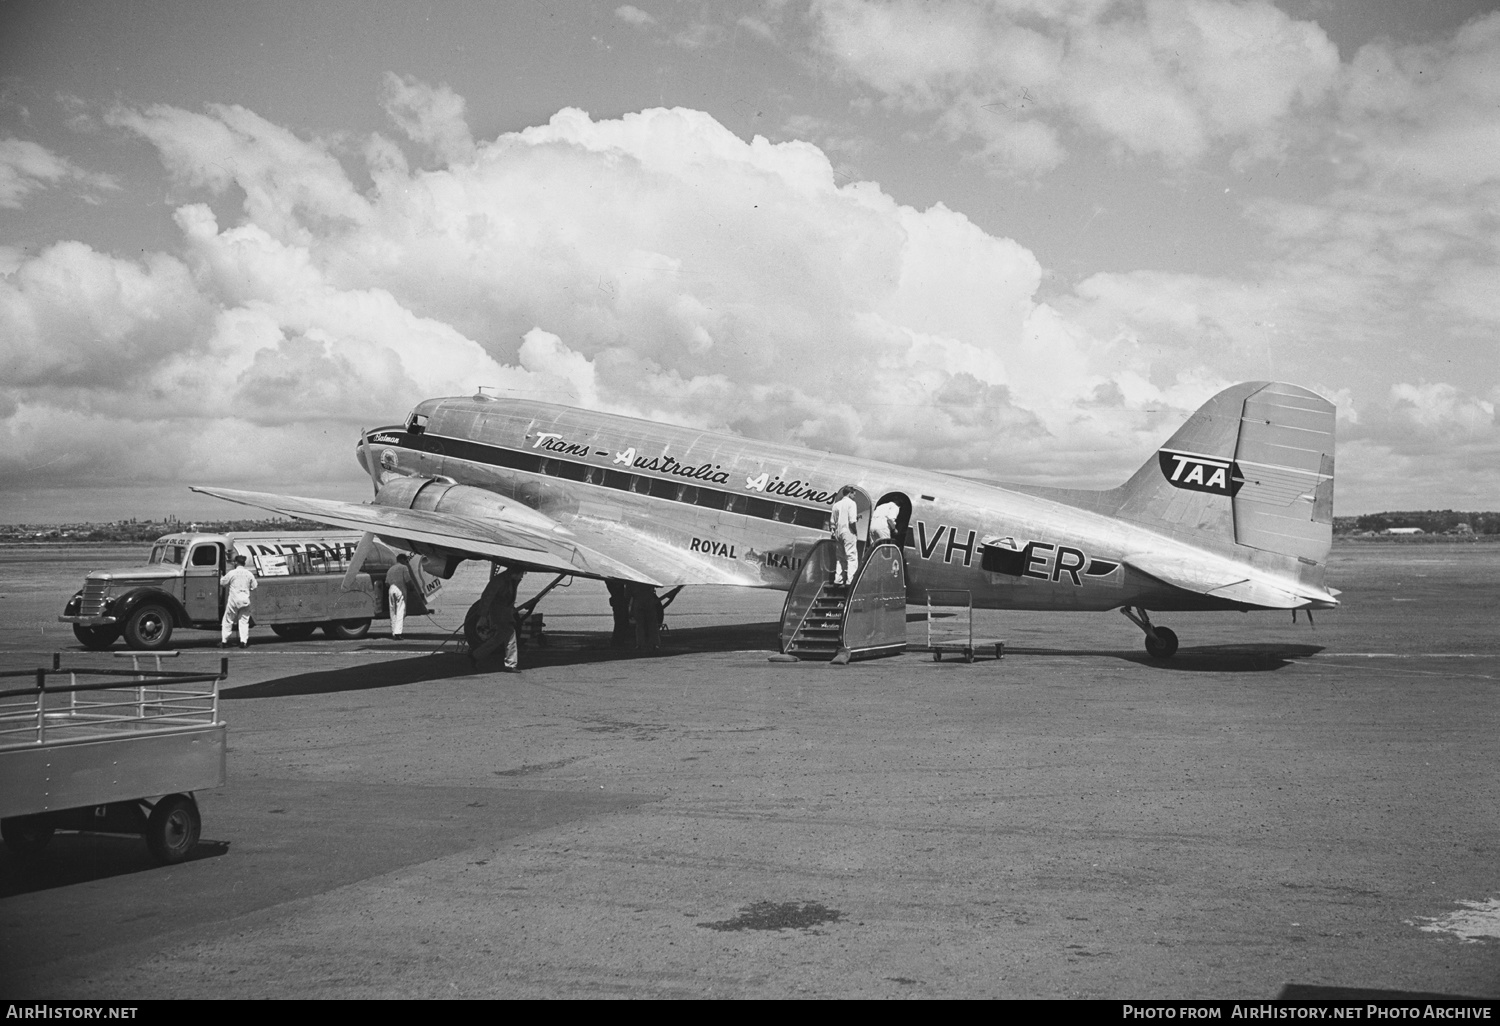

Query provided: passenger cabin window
[190,545,219,567]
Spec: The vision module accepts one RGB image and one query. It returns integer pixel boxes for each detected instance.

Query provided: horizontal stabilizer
[1124,551,1339,610]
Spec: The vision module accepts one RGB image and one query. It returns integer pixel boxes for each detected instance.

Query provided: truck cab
[59,531,414,651]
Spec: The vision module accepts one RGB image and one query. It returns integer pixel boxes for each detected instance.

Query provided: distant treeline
[1,518,325,543]
[1334,511,1499,535]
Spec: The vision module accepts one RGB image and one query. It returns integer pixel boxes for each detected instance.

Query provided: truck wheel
[323,618,370,640]
[123,604,173,650]
[271,623,317,640]
[145,794,201,865]
[1,815,54,858]
[72,624,121,650]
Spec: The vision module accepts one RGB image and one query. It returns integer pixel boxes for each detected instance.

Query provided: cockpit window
[406,413,428,435]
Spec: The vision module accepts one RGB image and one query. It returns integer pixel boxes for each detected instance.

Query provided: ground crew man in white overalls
[831,486,859,586]
[220,554,257,648]
[385,552,415,640]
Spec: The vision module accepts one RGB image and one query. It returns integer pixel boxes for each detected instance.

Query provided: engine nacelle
[371,476,564,573]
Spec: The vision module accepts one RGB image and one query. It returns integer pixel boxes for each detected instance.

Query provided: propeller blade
[341,532,379,592]
[360,427,381,497]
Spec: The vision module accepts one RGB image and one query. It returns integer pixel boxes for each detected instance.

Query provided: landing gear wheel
[123,603,173,651]
[1144,626,1179,659]
[463,600,493,652]
[145,794,201,865]
[1,814,55,857]
[73,624,120,650]
[271,623,317,640]
[322,618,370,640]
[464,600,518,654]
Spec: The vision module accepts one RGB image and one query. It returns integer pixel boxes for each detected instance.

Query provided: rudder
[1114,382,1336,566]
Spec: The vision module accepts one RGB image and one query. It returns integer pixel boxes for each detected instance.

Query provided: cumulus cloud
[0,137,117,208]
[380,72,476,166]
[1339,12,1500,189]
[810,0,1339,172]
[7,72,1494,513]
[3,89,1241,498]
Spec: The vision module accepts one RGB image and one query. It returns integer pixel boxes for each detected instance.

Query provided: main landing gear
[1121,606,1179,659]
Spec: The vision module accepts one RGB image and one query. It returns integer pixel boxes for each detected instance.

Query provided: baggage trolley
[0,654,228,864]
[924,590,1005,663]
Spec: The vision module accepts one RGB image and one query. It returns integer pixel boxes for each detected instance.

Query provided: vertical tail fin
[1115,382,1336,567]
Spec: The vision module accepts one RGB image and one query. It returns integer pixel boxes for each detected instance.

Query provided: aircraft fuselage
[363,395,1269,613]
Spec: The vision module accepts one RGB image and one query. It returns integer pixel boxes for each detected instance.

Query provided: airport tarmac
[1,541,1497,999]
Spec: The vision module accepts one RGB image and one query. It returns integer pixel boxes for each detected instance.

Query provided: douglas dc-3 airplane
[195,379,1338,661]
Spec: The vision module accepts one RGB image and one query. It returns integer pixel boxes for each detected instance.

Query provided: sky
[2,0,1499,522]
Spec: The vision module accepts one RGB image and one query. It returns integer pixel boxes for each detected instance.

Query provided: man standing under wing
[385,552,415,640]
[220,554,257,649]
[471,567,525,671]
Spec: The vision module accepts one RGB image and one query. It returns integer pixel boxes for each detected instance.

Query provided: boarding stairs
[779,540,908,663]
[783,581,850,659]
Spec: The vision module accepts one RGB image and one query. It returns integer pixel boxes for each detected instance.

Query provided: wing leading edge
[190,486,661,585]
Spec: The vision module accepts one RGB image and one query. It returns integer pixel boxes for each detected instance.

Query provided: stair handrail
[778,539,839,652]
[839,540,905,637]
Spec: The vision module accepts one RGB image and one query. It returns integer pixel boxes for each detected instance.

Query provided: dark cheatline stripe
[367,431,831,530]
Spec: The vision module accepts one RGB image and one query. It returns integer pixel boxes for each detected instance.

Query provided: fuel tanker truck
[59,531,442,651]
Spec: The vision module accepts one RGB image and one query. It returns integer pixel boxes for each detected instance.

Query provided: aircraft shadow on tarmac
[998,642,1325,672]
[0,837,229,898]
[221,621,784,699]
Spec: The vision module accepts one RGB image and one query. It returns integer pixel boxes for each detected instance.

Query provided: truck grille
[80,580,109,617]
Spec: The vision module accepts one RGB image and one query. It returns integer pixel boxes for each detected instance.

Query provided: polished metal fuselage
[364,395,1291,612]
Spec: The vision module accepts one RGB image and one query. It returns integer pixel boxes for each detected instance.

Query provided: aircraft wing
[190,487,661,585]
[1123,551,1339,610]
[552,513,767,587]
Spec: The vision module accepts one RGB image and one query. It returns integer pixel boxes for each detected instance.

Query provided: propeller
[344,427,383,591]
[360,427,381,497]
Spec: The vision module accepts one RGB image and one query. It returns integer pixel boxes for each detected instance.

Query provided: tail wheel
[145,794,201,865]
[1144,626,1179,659]
[123,603,173,650]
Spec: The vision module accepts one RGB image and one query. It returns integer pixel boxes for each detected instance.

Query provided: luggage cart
[924,590,1005,663]
[0,654,228,864]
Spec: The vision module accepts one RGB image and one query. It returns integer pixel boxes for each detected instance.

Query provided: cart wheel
[933,650,942,661]
[145,794,201,865]
[1,814,54,857]
[271,622,317,640]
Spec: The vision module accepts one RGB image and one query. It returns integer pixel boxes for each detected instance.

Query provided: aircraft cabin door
[845,486,873,543]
